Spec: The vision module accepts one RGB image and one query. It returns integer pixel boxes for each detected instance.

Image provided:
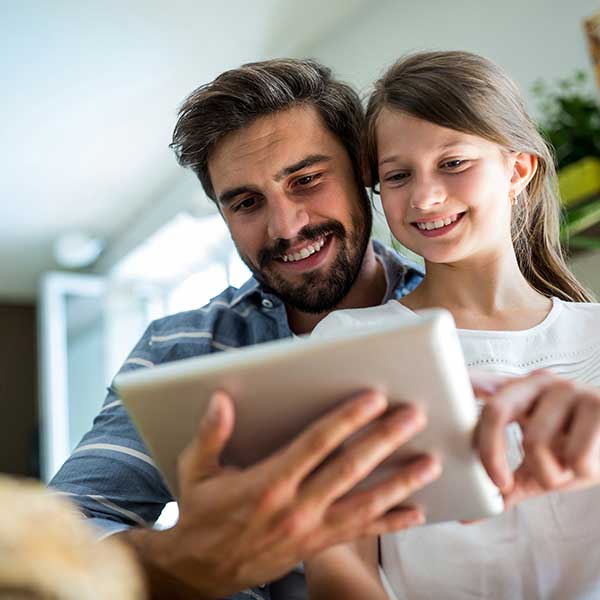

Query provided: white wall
[305,0,599,111]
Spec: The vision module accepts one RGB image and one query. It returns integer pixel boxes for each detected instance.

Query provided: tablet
[115,309,503,524]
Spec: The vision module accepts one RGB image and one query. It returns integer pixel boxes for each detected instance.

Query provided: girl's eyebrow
[378,154,403,167]
[378,141,478,167]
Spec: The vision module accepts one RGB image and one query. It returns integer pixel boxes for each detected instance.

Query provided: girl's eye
[443,159,466,169]
[384,172,410,184]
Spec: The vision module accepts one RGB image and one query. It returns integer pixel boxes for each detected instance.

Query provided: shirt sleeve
[49,323,173,529]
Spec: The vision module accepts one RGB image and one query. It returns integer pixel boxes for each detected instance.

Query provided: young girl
[307,51,600,599]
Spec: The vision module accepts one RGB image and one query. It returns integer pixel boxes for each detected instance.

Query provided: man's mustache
[258,221,345,269]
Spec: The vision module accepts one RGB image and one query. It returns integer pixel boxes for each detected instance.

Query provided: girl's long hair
[366,51,594,302]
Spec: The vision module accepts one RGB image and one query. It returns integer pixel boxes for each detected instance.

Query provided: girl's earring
[510,191,519,206]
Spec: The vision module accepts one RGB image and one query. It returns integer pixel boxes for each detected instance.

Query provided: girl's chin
[420,250,465,265]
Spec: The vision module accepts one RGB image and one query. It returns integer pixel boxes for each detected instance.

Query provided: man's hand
[473,370,600,508]
[122,390,441,599]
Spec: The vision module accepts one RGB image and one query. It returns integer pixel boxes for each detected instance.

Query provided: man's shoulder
[150,283,258,332]
[142,279,284,361]
[372,239,424,298]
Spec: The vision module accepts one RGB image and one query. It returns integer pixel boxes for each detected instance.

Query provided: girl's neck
[401,250,553,331]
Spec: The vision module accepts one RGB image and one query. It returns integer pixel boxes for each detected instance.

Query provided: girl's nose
[409,177,446,210]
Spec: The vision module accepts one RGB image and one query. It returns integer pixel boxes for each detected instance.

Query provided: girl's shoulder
[555,298,600,313]
[552,298,600,329]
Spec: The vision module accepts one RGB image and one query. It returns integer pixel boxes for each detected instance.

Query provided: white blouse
[314,298,600,599]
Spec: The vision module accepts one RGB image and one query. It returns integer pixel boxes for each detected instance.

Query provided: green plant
[533,71,600,169]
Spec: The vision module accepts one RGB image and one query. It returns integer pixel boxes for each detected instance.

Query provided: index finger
[477,371,557,490]
[273,390,389,487]
[468,368,512,398]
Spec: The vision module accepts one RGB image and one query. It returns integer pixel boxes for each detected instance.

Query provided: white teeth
[417,214,460,231]
[281,237,326,262]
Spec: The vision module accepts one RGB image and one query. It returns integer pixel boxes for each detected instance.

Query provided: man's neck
[285,243,387,335]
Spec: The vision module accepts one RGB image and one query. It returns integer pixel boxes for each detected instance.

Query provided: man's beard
[236,195,372,314]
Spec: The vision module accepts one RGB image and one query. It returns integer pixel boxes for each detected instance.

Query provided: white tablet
[115,309,503,524]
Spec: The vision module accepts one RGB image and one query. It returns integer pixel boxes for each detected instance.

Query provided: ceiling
[1,0,370,302]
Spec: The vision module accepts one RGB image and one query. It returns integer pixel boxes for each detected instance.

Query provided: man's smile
[279,235,328,262]
[274,234,334,272]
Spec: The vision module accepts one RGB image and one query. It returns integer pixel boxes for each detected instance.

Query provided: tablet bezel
[116,309,503,523]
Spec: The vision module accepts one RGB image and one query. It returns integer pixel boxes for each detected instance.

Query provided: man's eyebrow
[218,154,332,206]
[274,154,332,181]
[218,185,257,207]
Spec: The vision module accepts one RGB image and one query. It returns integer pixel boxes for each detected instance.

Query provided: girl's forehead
[375,108,497,161]
[376,108,468,141]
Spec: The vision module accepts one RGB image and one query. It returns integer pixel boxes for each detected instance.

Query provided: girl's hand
[472,370,600,507]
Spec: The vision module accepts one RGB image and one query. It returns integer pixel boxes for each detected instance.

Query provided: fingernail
[498,474,513,493]
[420,456,442,482]
[409,508,426,526]
[205,395,222,424]
[364,391,387,413]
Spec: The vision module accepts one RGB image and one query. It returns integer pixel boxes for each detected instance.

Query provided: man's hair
[170,58,366,202]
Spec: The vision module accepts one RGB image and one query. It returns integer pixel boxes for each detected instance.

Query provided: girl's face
[376,108,520,266]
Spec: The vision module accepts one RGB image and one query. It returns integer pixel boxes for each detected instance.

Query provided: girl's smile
[375,109,521,266]
[412,211,465,236]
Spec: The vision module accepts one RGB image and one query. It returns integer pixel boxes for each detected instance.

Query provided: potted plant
[533,72,600,248]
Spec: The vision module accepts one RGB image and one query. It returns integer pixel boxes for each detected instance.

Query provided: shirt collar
[229,276,263,308]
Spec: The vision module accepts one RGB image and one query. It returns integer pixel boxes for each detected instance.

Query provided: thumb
[177,391,235,488]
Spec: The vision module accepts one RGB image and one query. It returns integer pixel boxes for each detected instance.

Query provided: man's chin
[277,286,349,314]
[261,267,355,314]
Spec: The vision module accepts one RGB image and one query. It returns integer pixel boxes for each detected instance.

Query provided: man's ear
[510,152,538,198]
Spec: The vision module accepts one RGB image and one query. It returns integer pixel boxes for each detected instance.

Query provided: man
[50,58,437,599]
[49,58,600,599]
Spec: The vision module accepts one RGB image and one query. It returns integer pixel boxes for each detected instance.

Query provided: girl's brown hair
[366,51,594,302]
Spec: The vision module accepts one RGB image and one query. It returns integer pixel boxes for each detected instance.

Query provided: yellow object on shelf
[558,156,600,207]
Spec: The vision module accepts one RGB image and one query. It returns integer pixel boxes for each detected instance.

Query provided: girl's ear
[510,152,538,198]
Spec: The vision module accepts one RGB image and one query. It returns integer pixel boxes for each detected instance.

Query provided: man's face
[208,105,371,313]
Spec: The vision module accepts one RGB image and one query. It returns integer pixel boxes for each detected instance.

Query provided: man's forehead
[208,106,336,187]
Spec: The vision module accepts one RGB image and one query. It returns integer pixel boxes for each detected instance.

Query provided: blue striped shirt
[49,240,423,599]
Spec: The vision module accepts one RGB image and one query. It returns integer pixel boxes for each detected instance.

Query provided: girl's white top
[313,298,600,600]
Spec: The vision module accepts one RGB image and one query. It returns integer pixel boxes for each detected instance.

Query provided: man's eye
[294,173,319,187]
[234,197,257,212]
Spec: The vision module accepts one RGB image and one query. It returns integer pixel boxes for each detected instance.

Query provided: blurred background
[2,0,600,490]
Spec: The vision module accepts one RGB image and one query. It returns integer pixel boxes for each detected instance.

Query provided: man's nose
[267,196,309,240]
[409,176,446,210]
